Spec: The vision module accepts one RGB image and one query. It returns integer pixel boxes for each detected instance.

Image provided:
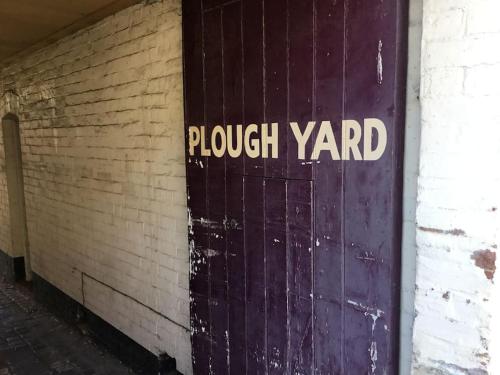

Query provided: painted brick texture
[413,0,500,374]
[0,1,192,373]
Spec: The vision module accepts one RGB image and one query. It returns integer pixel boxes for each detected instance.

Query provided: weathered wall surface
[0,1,191,373]
[413,0,500,373]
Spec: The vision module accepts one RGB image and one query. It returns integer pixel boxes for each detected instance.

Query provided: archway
[2,113,31,281]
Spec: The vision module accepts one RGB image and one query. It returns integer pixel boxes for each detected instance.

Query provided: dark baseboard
[32,273,180,375]
[0,248,25,282]
[32,272,82,323]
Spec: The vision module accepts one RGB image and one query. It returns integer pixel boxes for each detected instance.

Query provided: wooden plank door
[182,0,407,374]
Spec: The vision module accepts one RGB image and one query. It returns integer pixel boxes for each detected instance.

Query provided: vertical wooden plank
[241,0,266,372]
[285,4,315,370]
[244,175,266,374]
[263,0,287,178]
[223,2,244,177]
[287,0,314,180]
[313,0,345,373]
[222,2,246,373]
[203,8,228,375]
[242,0,264,177]
[264,178,287,373]
[343,0,405,373]
[286,180,313,374]
[183,0,210,373]
[226,174,245,374]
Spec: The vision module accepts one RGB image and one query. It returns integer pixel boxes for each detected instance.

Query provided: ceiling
[0,0,140,65]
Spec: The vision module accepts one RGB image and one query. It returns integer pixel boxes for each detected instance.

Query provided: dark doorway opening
[2,113,31,281]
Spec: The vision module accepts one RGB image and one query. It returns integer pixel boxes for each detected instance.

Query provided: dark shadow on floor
[0,277,136,375]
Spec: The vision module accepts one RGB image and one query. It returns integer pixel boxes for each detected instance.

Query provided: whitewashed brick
[413,1,500,374]
[467,0,500,35]
[424,8,465,41]
[0,1,191,374]
[465,63,500,96]
[421,67,464,98]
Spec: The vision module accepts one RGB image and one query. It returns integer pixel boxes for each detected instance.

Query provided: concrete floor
[0,278,136,375]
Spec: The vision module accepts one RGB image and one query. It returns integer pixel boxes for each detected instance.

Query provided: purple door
[183,0,407,373]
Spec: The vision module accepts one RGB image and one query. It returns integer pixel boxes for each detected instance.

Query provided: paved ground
[0,278,136,375]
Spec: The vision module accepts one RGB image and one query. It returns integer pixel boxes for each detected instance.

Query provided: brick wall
[413,0,500,373]
[0,1,192,373]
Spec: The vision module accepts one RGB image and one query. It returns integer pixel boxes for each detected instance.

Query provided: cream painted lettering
[188,119,388,161]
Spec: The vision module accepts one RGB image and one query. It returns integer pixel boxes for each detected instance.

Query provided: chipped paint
[377,40,383,84]
[348,299,385,373]
[189,240,197,274]
[202,248,220,258]
[191,158,204,168]
[347,300,384,324]
[187,208,194,235]
[471,250,496,281]
[347,300,385,336]
[192,217,223,230]
[370,340,378,374]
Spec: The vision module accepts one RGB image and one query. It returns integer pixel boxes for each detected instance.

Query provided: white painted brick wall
[413,0,500,373]
[0,1,192,373]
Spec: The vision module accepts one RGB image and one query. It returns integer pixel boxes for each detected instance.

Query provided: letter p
[189,126,201,156]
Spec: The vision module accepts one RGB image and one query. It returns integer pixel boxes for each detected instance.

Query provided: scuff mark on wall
[418,226,466,236]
